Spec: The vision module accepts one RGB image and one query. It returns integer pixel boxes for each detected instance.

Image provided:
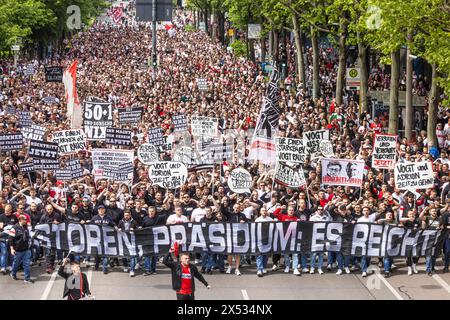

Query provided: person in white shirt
[166,207,189,225]
[255,208,273,277]
[190,199,207,223]
[309,207,331,274]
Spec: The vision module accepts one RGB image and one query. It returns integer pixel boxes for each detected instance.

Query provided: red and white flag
[63,60,82,129]
[112,7,123,24]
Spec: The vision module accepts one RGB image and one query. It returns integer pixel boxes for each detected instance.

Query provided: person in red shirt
[163,248,211,300]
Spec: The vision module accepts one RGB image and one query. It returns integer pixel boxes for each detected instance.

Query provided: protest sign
[17,111,32,127]
[19,162,34,173]
[196,78,208,91]
[0,134,23,152]
[274,162,307,188]
[33,158,59,170]
[304,130,330,159]
[25,64,35,76]
[319,140,335,158]
[29,140,59,160]
[43,96,58,104]
[147,128,165,146]
[148,161,188,189]
[394,161,434,190]
[56,169,73,181]
[105,128,132,146]
[21,124,46,141]
[83,101,113,140]
[118,106,143,124]
[372,134,397,169]
[51,129,87,154]
[275,137,307,163]
[92,149,134,181]
[44,66,63,82]
[34,222,448,258]
[228,168,252,194]
[173,146,196,165]
[321,158,364,187]
[66,159,84,179]
[191,116,218,137]
[101,165,133,183]
[137,143,159,165]
[4,105,16,115]
[158,135,174,153]
[172,114,188,132]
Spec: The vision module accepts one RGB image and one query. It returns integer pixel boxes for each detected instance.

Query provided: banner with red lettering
[321,158,364,187]
[372,134,397,169]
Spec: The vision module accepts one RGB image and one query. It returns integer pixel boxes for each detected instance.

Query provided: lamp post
[11,44,20,70]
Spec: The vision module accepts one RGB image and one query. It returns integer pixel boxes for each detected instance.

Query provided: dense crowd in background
[0,0,449,284]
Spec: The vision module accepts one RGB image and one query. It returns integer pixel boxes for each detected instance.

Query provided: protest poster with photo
[394,161,434,190]
[372,134,397,169]
[228,168,252,194]
[172,114,188,132]
[44,66,63,82]
[319,140,335,158]
[321,158,364,187]
[191,116,219,137]
[196,78,208,91]
[17,111,32,127]
[21,124,46,141]
[33,158,59,170]
[51,129,87,154]
[147,128,165,146]
[137,144,159,165]
[304,130,330,159]
[105,128,132,146]
[29,140,59,160]
[66,159,84,179]
[83,101,113,140]
[56,169,73,181]
[19,162,34,173]
[148,161,188,189]
[173,146,196,165]
[0,133,23,152]
[118,106,143,124]
[274,162,307,188]
[92,149,134,181]
[275,137,306,163]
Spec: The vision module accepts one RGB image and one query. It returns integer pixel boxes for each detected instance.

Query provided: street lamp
[11,44,20,69]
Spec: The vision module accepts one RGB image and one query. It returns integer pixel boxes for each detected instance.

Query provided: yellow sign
[228,29,234,36]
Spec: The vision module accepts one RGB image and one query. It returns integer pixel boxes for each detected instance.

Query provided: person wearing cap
[91,205,115,274]
[163,248,211,300]
[58,258,93,300]
[8,215,33,283]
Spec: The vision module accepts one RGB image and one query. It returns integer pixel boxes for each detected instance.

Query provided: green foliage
[184,24,197,32]
[230,39,248,57]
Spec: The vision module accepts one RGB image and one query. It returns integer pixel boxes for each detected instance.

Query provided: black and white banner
[0,134,23,152]
[372,134,397,169]
[196,78,208,91]
[147,128,165,146]
[44,66,63,82]
[51,129,87,154]
[304,130,330,160]
[172,114,188,132]
[92,149,134,182]
[118,106,143,124]
[105,128,132,146]
[19,162,34,173]
[21,124,46,141]
[17,111,32,127]
[33,222,448,258]
[83,101,113,140]
[191,116,219,137]
[395,161,434,190]
[66,159,84,179]
[56,169,73,181]
[33,158,59,170]
[29,140,59,160]
[274,162,306,188]
[275,137,306,163]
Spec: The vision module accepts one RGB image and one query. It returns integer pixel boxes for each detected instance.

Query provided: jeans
[122,257,137,271]
[425,256,436,272]
[310,252,324,270]
[11,249,32,280]
[145,256,158,273]
[337,253,350,270]
[444,238,450,269]
[284,254,299,269]
[361,256,371,272]
[0,241,11,269]
[212,254,225,271]
[95,256,108,271]
[406,256,419,267]
[300,254,308,269]
[256,254,268,272]
[202,252,214,270]
[177,293,194,300]
[327,252,336,266]
[383,257,393,272]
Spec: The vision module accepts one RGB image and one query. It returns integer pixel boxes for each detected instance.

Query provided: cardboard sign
[147,128,165,146]
[51,129,87,154]
[21,125,46,141]
[228,168,252,194]
[29,140,59,160]
[321,158,364,187]
[118,106,143,124]
[304,130,330,160]
[191,116,218,137]
[0,134,23,152]
[105,128,132,146]
[44,66,63,82]
[395,161,434,190]
[83,101,113,140]
[137,143,159,165]
[148,161,188,189]
[274,162,307,188]
[92,149,134,182]
[33,158,59,170]
[172,114,188,132]
[319,140,335,158]
[372,134,397,169]
[275,137,307,163]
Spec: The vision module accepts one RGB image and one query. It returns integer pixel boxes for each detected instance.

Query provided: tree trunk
[204,8,209,34]
[249,39,255,63]
[335,22,347,106]
[273,30,279,62]
[405,43,413,141]
[292,14,306,90]
[218,12,225,45]
[261,36,266,62]
[358,42,369,114]
[427,63,439,146]
[311,26,320,100]
[269,30,273,60]
[388,49,400,134]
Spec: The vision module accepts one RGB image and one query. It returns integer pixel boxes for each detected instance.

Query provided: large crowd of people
[0,0,449,287]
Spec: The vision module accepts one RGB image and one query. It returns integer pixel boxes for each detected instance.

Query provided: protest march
[0,0,450,302]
